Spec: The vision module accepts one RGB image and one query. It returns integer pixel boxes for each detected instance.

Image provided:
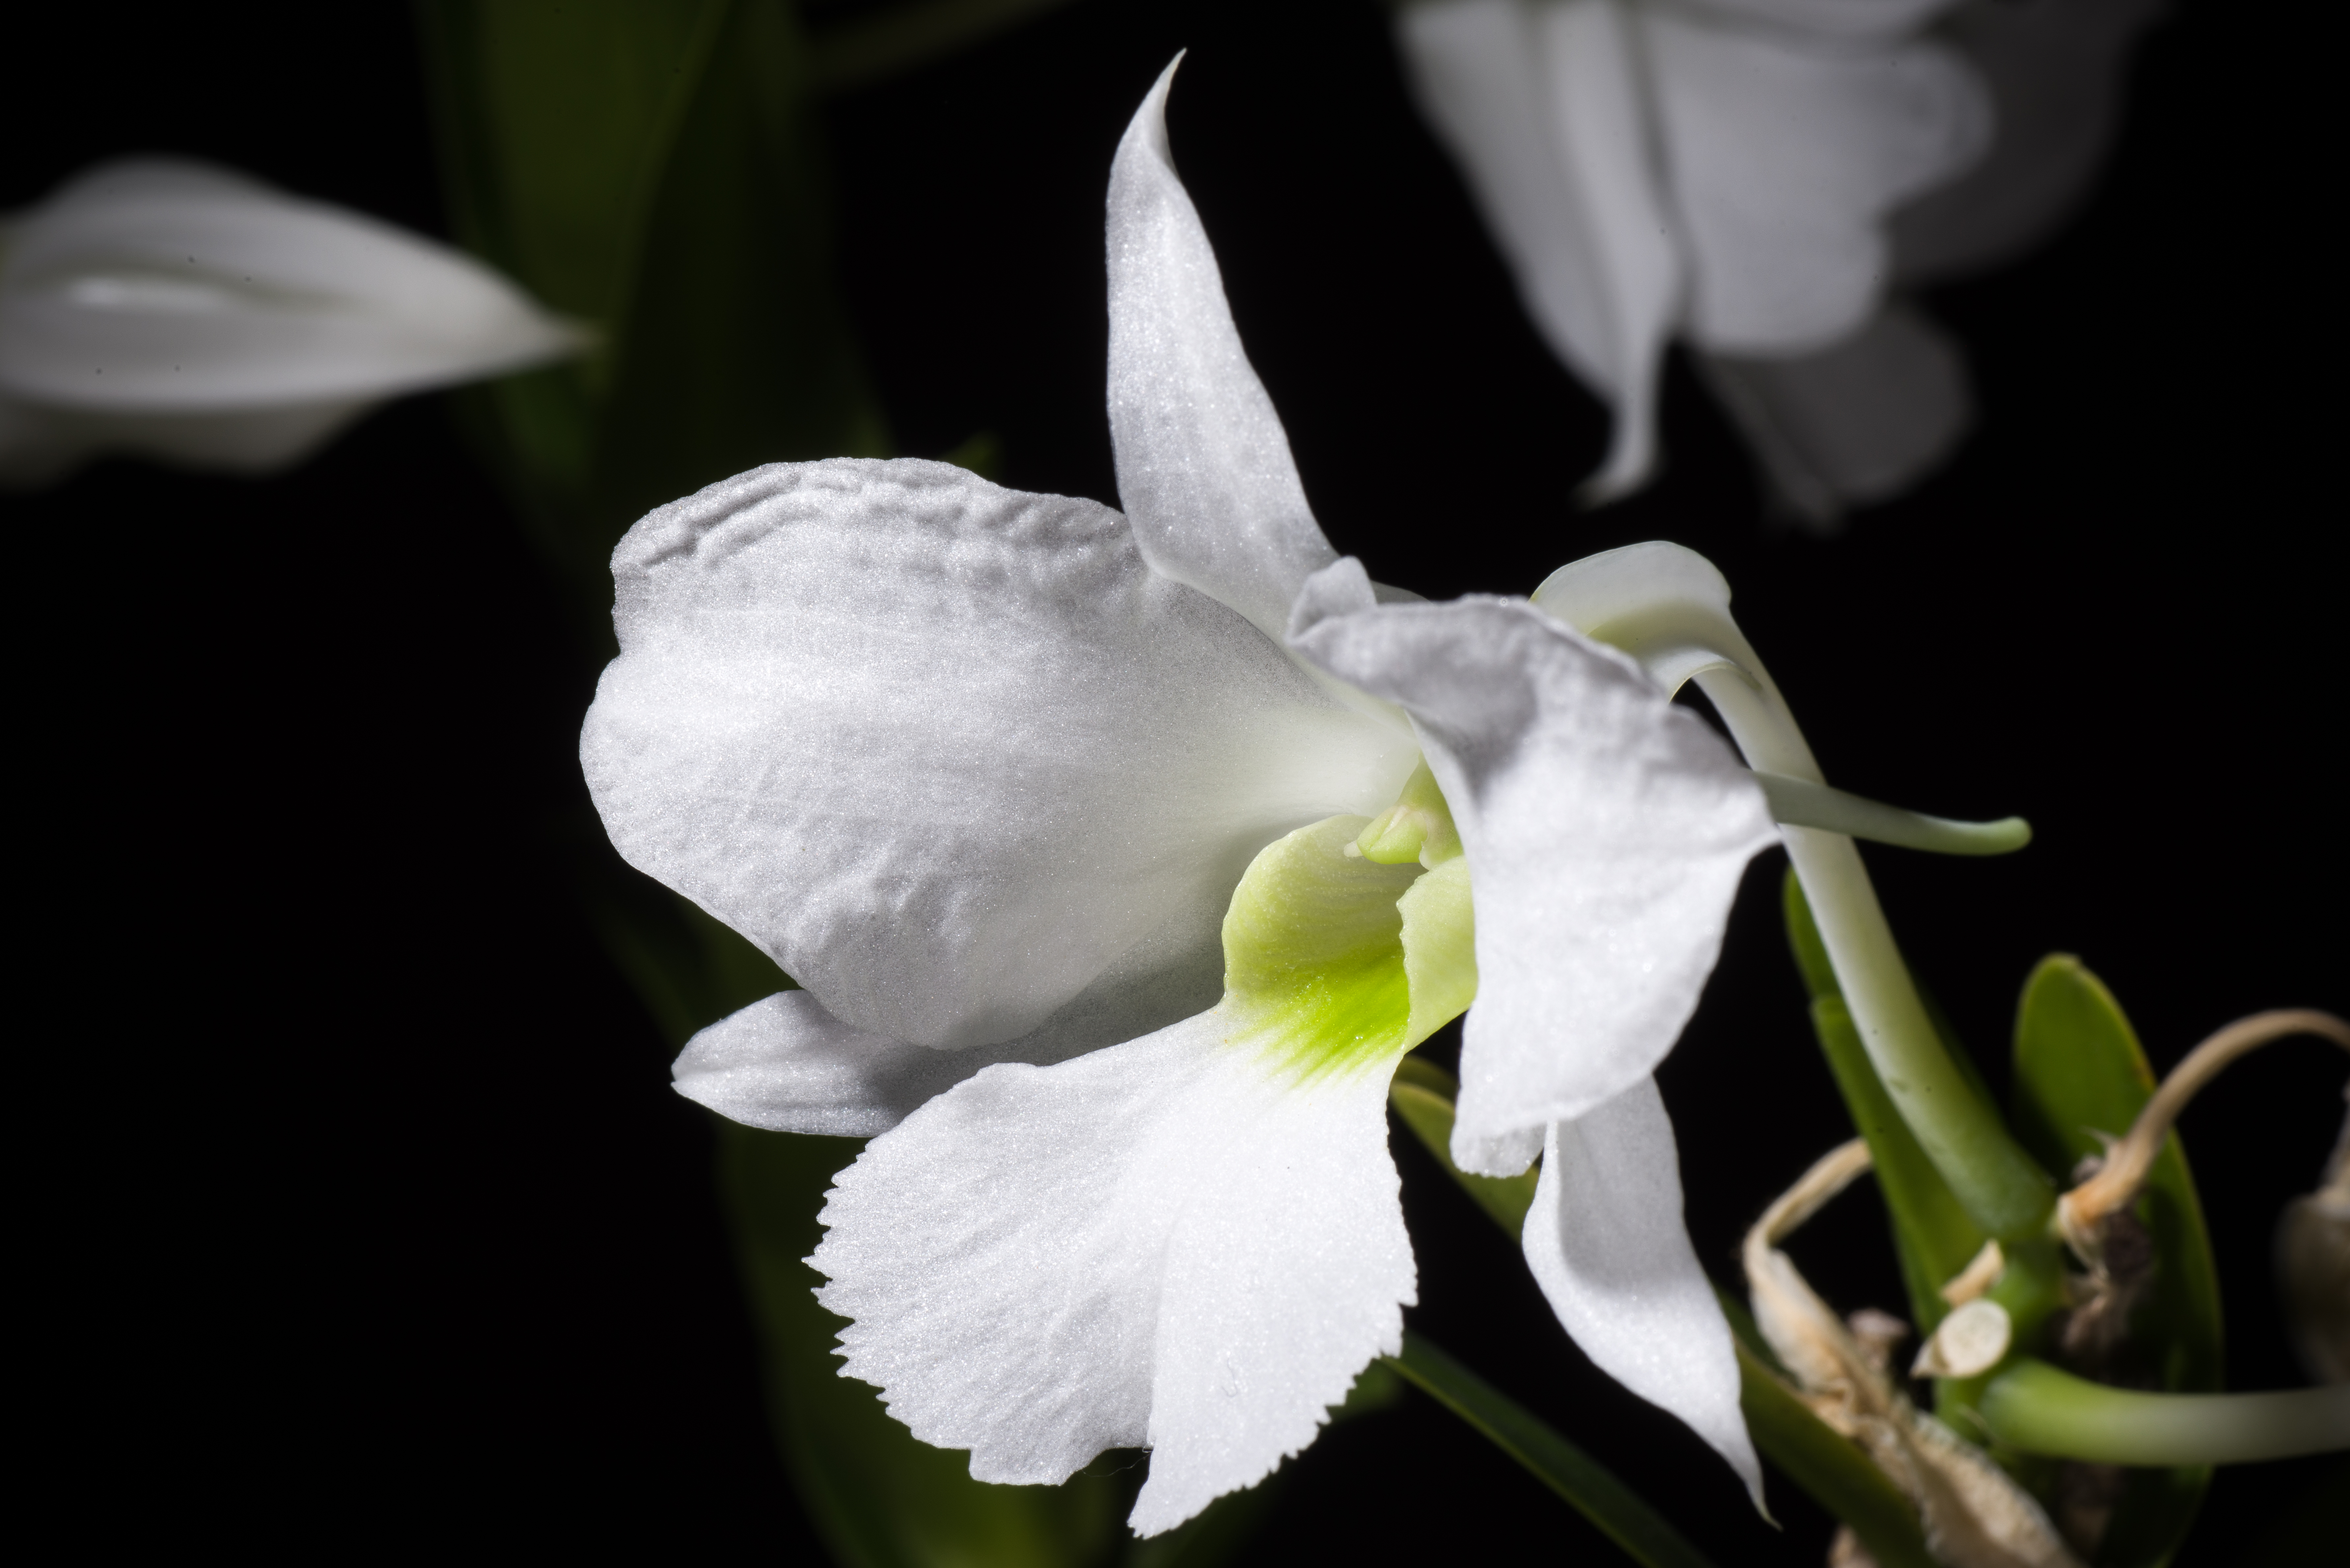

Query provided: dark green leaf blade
[1384,1331,1718,1568]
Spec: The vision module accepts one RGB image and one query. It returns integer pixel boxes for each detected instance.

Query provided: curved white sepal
[583,458,1415,1052]
[811,1010,1415,1535]
[1287,587,1774,1172]
[1106,58,1338,642]
[1525,1081,1765,1510]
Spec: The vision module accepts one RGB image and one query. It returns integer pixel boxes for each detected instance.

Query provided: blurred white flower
[0,160,579,487]
[1397,0,2159,525]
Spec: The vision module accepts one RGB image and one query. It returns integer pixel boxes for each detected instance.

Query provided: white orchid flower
[0,160,579,488]
[1395,0,2156,523]
[583,62,1781,1534]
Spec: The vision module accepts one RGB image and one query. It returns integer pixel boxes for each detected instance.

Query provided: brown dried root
[2058,1009,2350,1274]
[1745,1140,2082,1568]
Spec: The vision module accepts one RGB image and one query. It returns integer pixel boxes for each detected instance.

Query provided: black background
[6,1,2340,1560]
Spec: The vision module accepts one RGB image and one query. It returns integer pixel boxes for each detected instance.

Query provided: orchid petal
[1396,0,1681,499]
[1644,11,1991,354]
[583,459,1418,1051]
[1524,1080,1765,1508]
[1288,581,1775,1173]
[1892,0,2165,283]
[811,1008,1415,1536]
[674,990,1110,1137]
[1697,300,1971,524]
[0,159,578,412]
[1106,59,1339,642]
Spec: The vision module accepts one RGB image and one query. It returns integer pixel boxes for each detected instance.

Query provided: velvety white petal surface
[583,459,1417,1051]
[1397,0,1682,497]
[1698,300,1969,524]
[1106,61,1337,642]
[811,1009,1415,1535]
[1524,1081,1764,1506]
[1288,580,1775,1173]
[0,159,577,410]
[1644,12,1990,353]
[1891,0,2164,283]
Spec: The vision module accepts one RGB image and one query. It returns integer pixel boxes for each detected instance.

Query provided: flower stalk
[1534,547,2055,1241]
[1979,1359,2350,1466]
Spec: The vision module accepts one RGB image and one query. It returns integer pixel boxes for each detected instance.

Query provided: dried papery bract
[1744,1141,2082,1568]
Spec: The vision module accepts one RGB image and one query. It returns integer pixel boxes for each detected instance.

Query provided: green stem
[1682,629,2053,1242]
[1384,1331,1718,1568]
[1980,1359,2350,1465]
[1538,561,2055,1241]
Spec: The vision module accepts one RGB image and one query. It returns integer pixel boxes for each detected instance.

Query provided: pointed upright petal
[1106,59,1338,642]
[1698,300,1971,526]
[583,459,1417,1052]
[0,160,578,410]
[1289,588,1774,1171]
[1644,13,1990,353]
[1524,1081,1765,1507]
[1396,0,1682,499]
[810,1009,1415,1536]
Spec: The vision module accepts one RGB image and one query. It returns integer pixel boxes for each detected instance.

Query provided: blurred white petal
[1698,300,1971,526]
[0,159,578,484]
[1892,0,2167,282]
[1645,11,1991,352]
[582,458,1415,1052]
[1525,1082,1764,1507]
[811,1007,1413,1536]
[1687,0,1964,39]
[1397,0,1680,498]
[1106,59,1339,643]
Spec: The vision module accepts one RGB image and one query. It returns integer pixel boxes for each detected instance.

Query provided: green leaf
[419,0,888,626]
[717,1121,1128,1568]
[1383,1331,1719,1568]
[1808,993,1988,1338]
[2010,956,2223,1567]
